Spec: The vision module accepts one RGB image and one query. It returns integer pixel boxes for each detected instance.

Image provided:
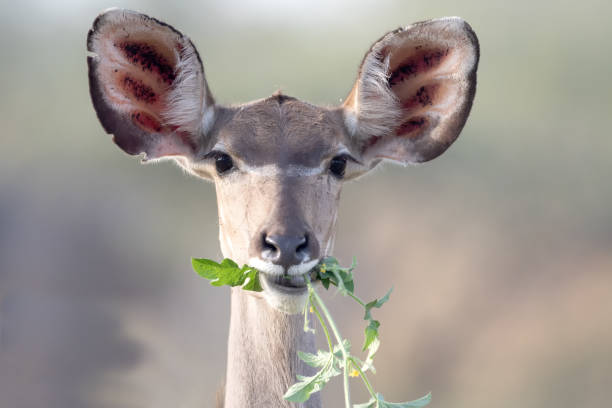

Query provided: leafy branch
[191,256,431,408]
[285,257,429,408]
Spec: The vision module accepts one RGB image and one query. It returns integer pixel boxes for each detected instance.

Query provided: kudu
[87,9,479,407]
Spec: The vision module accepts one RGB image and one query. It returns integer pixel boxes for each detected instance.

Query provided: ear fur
[87,8,215,161]
[343,17,479,165]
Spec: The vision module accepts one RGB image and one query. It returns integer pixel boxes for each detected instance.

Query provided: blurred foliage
[0,1,611,407]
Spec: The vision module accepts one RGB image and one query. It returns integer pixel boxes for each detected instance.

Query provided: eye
[214,152,234,175]
[329,155,348,178]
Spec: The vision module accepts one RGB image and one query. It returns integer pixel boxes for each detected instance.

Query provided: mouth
[261,272,309,293]
[250,259,320,314]
[250,258,319,295]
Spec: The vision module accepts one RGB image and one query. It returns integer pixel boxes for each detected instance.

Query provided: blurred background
[1,0,611,407]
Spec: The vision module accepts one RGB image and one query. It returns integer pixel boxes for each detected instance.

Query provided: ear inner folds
[116,41,177,85]
[343,17,479,165]
[87,9,211,161]
[388,47,450,86]
[132,111,162,133]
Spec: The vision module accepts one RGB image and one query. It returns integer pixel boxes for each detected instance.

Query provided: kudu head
[88,9,479,313]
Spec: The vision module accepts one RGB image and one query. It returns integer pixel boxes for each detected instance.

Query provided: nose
[257,231,319,269]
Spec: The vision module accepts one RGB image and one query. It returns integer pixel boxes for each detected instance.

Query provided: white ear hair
[87,8,217,160]
[342,17,479,164]
[343,52,402,140]
[162,42,214,136]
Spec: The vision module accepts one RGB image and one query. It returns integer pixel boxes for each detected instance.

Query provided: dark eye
[214,152,234,175]
[329,155,347,178]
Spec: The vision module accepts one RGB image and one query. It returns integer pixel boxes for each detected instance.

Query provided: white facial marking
[210,141,227,152]
[241,164,323,177]
[201,105,216,134]
[248,258,320,277]
[343,109,359,136]
[248,258,285,276]
[336,144,351,156]
[287,259,319,276]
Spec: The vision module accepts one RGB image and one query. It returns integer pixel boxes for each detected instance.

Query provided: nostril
[258,233,314,267]
[296,235,308,254]
[262,233,278,253]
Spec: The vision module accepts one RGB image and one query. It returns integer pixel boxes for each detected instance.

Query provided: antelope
[87,8,479,407]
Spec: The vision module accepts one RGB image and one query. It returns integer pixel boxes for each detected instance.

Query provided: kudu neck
[224,288,321,408]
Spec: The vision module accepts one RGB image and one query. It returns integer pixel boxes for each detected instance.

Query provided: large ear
[343,17,479,165]
[87,9,215,161]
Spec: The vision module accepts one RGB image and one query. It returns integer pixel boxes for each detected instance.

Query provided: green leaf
[283,358,342,402]
[361,337,379,373]
[363,319,380,351]
[354,392,431,408]
[360,287,392,364]
[191,258,226,279]
[364,288,393,321]
[358,287,392,375]
[333,339,352,361]
[240,266,263,291]
[298,350,331,368]
[315,257,356,295]
[209,266,243,286]
[191,258,263,292]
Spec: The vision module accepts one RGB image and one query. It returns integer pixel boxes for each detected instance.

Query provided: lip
[261,272,309,294]
[249,258,320,296]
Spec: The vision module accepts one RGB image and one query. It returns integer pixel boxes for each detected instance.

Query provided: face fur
[87,9,479,313]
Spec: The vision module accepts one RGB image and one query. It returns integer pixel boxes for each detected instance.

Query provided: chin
[249,258,319,314]
[260,274,310,314]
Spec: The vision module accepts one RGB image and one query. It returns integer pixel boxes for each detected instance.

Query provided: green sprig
[191,256,430,408]
[191,258,263,292]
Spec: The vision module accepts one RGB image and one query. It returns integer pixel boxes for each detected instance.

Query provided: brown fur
[86,9,479,408]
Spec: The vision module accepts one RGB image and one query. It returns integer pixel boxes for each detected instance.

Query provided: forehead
[217,95,345,167]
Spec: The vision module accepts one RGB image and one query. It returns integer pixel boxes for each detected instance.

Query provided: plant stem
[348,357,377,400]
[309,285,352,408]
[309,294,334,353]
[347,291,366,307]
